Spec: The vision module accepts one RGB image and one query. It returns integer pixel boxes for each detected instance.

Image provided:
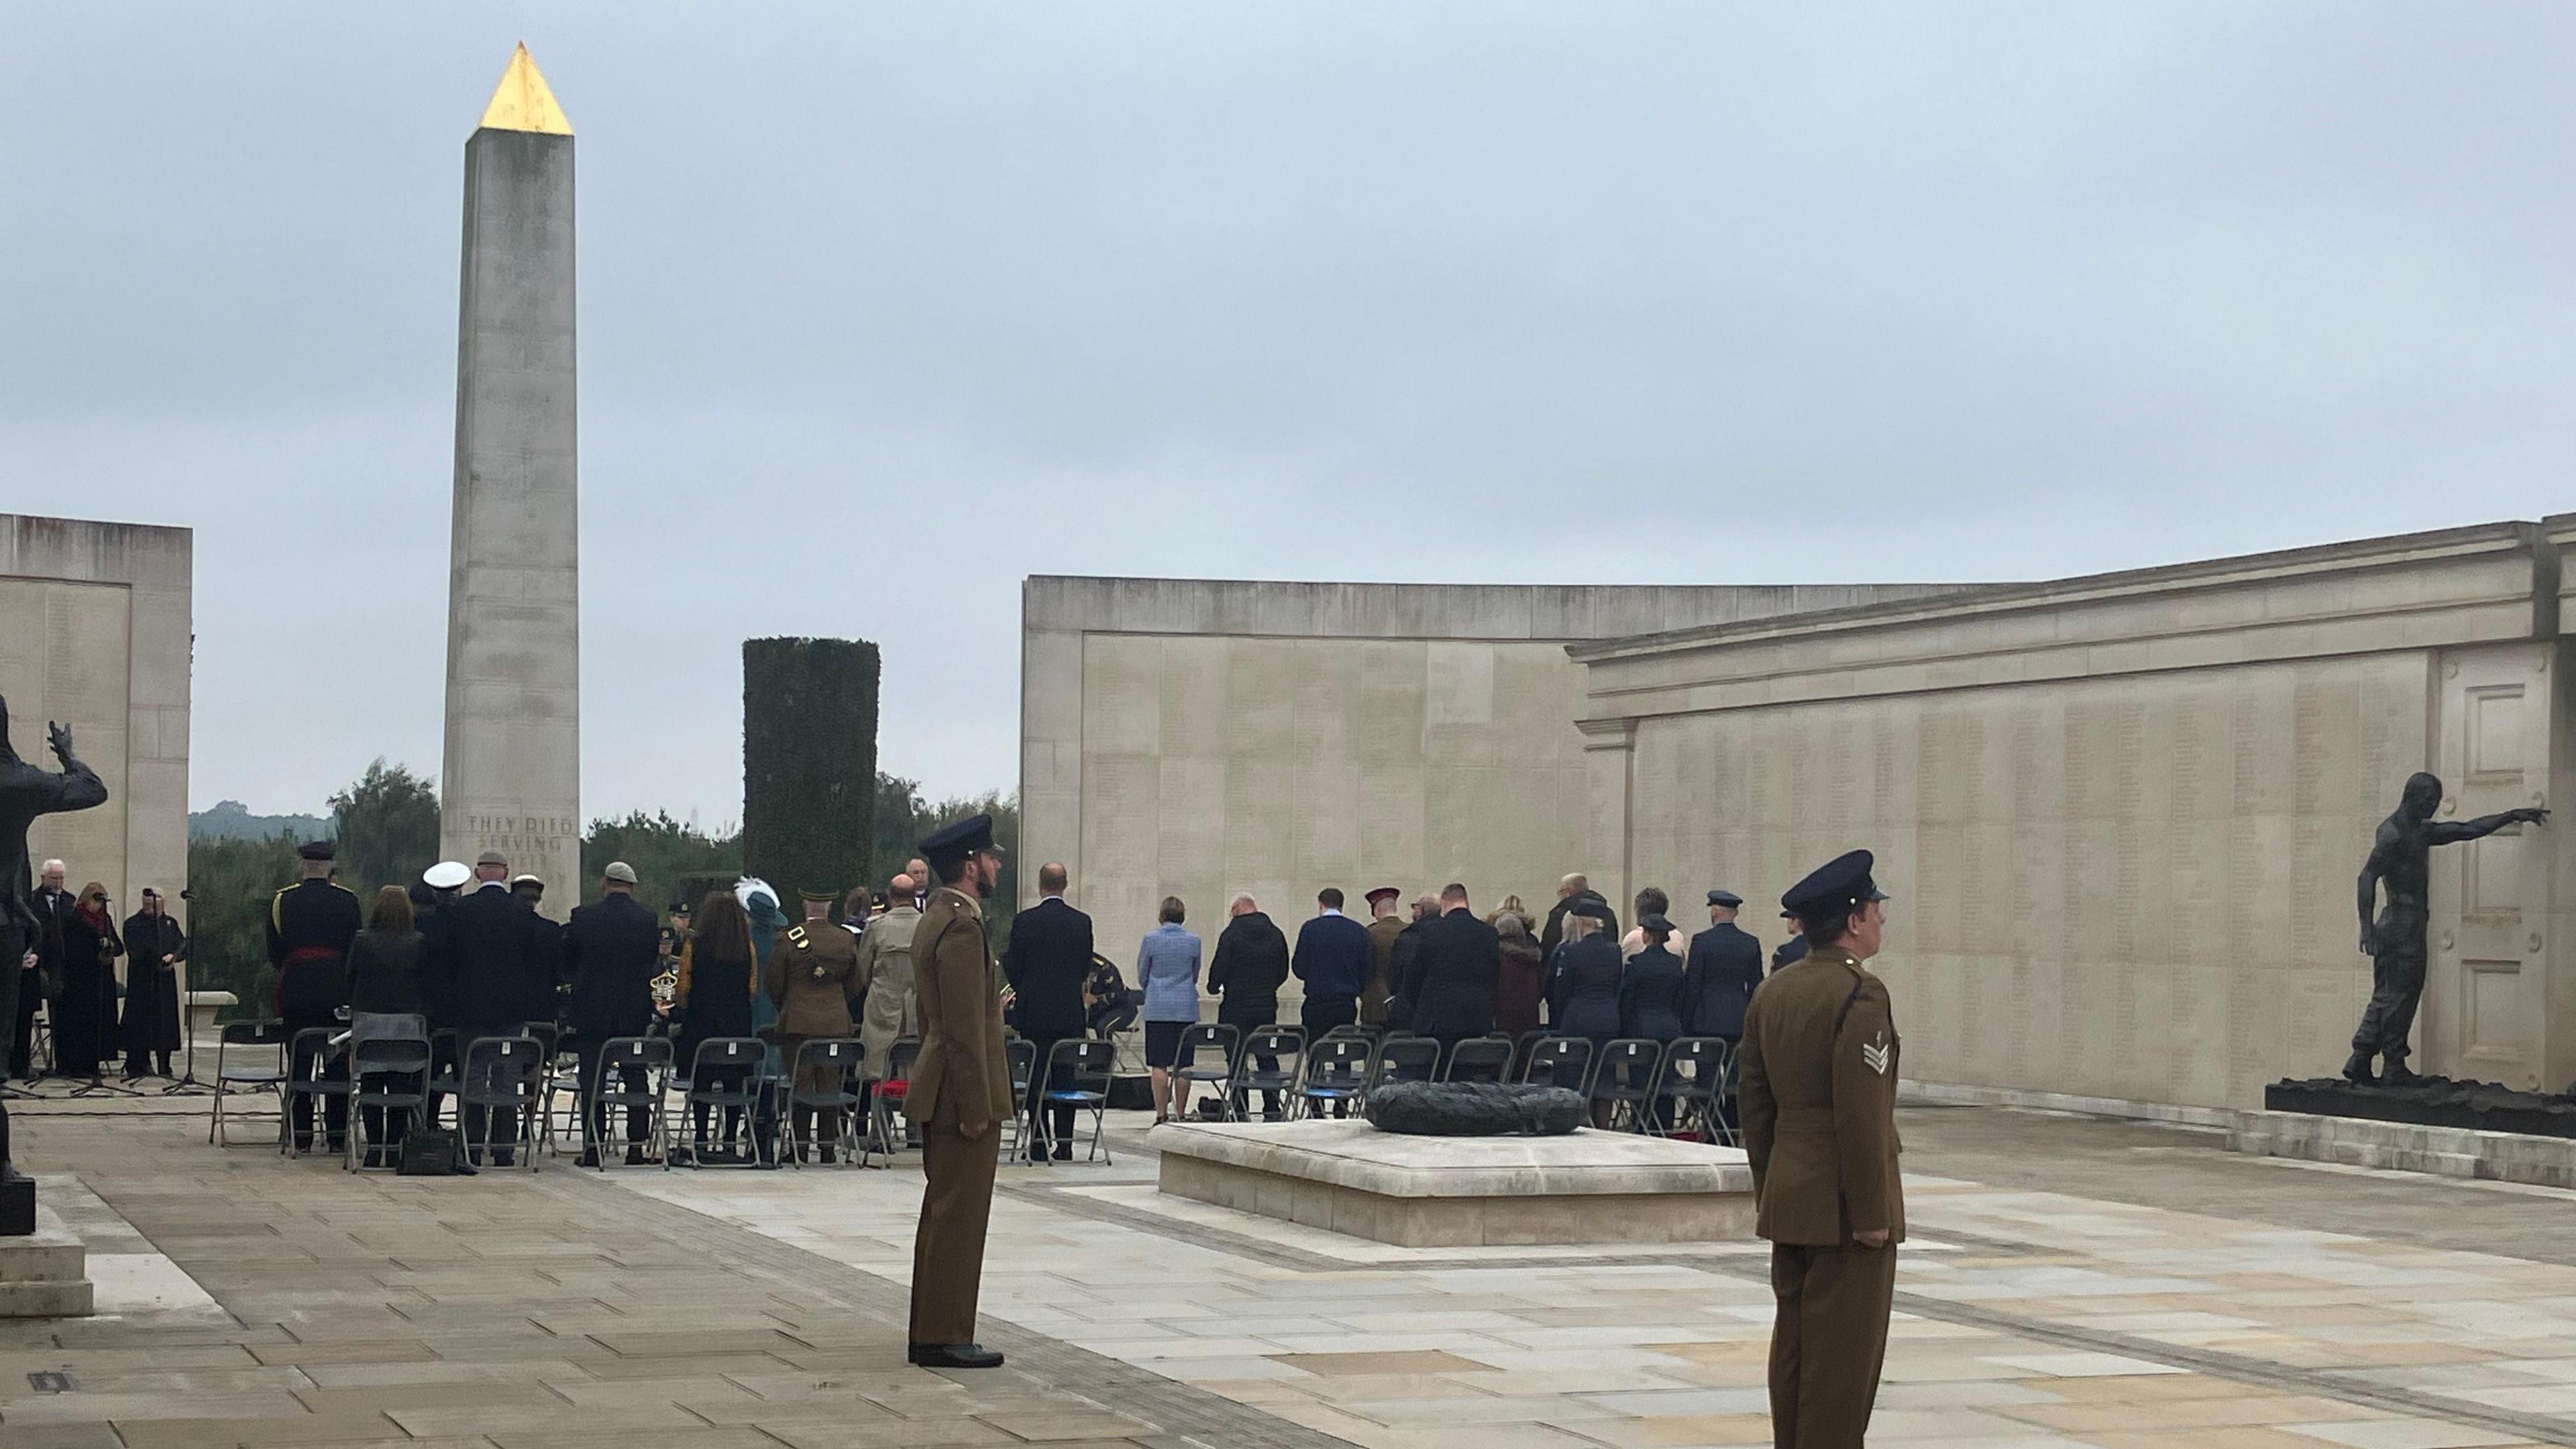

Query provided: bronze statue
[2347,771,2546,1085]
[0,699,108,1230]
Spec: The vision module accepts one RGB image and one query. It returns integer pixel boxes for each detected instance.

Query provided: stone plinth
[0,1208,93,1318]
[1152,1120,1754,1248]
[2231,1108,2576,1189]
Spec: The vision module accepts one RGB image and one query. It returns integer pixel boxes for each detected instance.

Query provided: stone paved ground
[5,1094,2575,1448]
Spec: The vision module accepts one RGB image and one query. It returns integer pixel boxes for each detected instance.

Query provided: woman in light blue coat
[1136,896,1203,1123]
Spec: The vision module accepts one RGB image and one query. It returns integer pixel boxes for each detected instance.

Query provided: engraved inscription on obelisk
[439,45,581,915]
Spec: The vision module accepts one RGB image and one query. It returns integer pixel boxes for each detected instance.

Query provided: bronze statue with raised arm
[0,700,109,1233]
[2346,771,2547,1085]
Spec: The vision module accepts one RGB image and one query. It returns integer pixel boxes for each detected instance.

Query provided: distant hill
[190,800,331,843]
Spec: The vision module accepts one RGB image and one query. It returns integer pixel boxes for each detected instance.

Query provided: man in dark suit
[1682,889,1766,1043]
[564,861,661,1165]
[425,849,559,1165]
[1397,883,1500,1066]
[1290,888,1371,1036]
[1000,861,1092,1163]
[16,860,76,1079]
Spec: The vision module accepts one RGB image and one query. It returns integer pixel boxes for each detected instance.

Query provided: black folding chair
[1440,1035,1513,1084]
[1654,1036,1731,1143]
[282,1027,351,1159]
[1519,1036,1597,1094]
[1170,1023,1238,1120]
[1591,1038,1665,1132]
[588,1036,674,1168]
[1298,1037,1373,1119]
[1373,1034,1440,1086]
[786,1037,865,1168]
[1004,1037,1036,1160]
[1038,1038,1117,1164]
[345,1017,431,1173]
[209,1018,288,1148]
[457,1035,545,1170]
[1229,1025,1303,1122]
[870,1037,922,1163]
[682,1037,765,1168]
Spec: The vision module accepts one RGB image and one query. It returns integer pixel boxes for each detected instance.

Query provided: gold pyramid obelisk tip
[477,42,572,136]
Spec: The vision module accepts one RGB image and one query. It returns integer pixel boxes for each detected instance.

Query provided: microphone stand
[156,901,210,1095]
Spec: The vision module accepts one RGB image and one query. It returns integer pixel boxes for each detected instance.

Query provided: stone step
[0,1277,93,1318]
[0,1208,95,1318]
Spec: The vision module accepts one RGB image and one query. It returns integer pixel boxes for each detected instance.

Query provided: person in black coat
[1207,896,1289,1118]
[1395,885,1500,1064]
[1618,916,1688,1042]
[1383,895,1435,1031]
[56,883,122,1083]
[119,888,186,1079]
[423,853,559,1163]
[1000,863,1094,1163]
[1544,904,1623,1046]
[1681,890,1765,1042]
[1539,875,1617,964]
[345,885,427,1161]
[563,864,663,1165]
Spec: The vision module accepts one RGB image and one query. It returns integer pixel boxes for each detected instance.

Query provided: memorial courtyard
[3,1096,2573,1449]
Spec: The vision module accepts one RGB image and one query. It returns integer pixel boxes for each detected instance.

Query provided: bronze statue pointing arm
[2428,805,2548,847]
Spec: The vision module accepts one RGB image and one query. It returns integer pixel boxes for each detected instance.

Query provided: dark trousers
[583,1060,651,1151]
[1020,1028,1079,1157]
[1300,996,1356,1036]
[1221,1010,1280,1118]
[1768,1242,1896,1449]
[2351,906,2428,1064]
[359,1071,423,1153]
[457,1025,522,1157]
[690,1064,750,1151]
[911,1099,1000,1347]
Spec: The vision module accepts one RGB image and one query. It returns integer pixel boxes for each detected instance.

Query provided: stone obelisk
[439,44,580,916]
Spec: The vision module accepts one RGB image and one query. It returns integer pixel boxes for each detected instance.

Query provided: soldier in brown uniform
[766,889,865,1162]
[1738,849,1902,1449]
[1362,887,1403,1027]
[906,814,1010,1370]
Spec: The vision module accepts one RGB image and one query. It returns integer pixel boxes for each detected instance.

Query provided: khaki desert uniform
[765,921,864,1150]
[855,903,922,1081]
[907,885,1010,1346]
[1737,944,1904,1449]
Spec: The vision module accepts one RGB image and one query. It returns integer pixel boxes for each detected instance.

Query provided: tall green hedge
[741,637,879,903]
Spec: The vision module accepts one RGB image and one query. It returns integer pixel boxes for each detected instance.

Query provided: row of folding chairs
[1155,1022,1738,1142]
[210,1020,893,1171]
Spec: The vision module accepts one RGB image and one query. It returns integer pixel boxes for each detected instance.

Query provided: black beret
[1781,850,1890,921]
[1639,913,1675,934]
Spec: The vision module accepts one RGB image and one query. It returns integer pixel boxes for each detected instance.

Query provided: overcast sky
[6,5,2574,825]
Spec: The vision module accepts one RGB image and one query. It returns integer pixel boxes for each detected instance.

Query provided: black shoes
[2382,1060,2424,1087]
[908,1342,1004,1369]
[2341,1051,2376,1085]
[1052,1143,1073,1162]
[627,1145,652,1166]
[577,1148,603,1168]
